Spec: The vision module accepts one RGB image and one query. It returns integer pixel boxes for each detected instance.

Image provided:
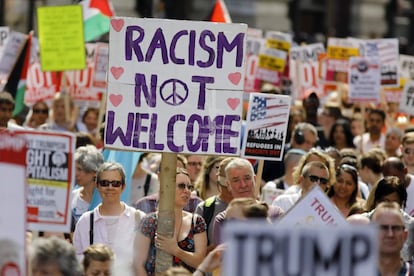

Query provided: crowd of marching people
[3,77,414,275]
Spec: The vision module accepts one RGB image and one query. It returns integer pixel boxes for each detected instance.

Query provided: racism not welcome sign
[105,18,247,155]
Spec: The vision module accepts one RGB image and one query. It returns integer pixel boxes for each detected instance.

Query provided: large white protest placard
[0,131,27,276]
[400,81,414,116]
[362,38,399,87]
[222,221,377,276]
[0,31,27,91]
[348,57,381,103]
[15,130,75,232]
[400,54,414,80]
[241,93,290,161]
[278,186,347,227]
[105,18,247,155]
[290,43,325,99]
[0,26,10,55]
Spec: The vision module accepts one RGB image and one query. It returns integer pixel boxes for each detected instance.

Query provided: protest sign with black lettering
[348,57,381,103]
[0,131,27,276]
[15,130,75,232]
[278,185,347,227]
[105,18,247,155]
[222,221,377,276]
[399,81,414,116]
[241,93,291,161]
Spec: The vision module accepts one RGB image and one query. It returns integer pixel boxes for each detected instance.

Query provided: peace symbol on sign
[160,79,189,106]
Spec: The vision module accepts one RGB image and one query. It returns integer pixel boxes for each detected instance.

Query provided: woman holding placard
[134,168,207,275]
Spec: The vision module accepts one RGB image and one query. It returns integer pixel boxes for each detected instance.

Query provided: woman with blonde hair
[194,156,225,200]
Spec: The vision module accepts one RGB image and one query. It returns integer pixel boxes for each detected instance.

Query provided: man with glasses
[371,202,413,275]
[402,132,414,175]
[272,161,330,212]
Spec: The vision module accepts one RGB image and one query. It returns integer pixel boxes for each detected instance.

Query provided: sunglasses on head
[98,180,123,187]
[33,109,49,114]
[307,175,329,185]
[177,183,194,191]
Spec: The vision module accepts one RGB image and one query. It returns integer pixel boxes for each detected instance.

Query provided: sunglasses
[404,148,414,155]
[33,109,49,114]
[307,175,329,185]
[98,180,123,187]
[177,183,194,191]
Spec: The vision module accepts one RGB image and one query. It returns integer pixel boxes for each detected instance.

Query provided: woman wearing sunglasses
[327,164,363,217]
[134,168,207,276]
[73,162,145,275]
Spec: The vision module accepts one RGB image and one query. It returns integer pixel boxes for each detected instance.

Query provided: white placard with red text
[0,131,27,276]
[15,130,75,232]
[278,186,347,226]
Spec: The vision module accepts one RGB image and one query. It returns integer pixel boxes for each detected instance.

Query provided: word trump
[223,223,377,276]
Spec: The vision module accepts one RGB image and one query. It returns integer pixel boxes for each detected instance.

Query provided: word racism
[225,226,375,276]
[106,22,246,154]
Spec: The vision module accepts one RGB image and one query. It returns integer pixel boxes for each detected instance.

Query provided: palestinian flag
[80,0,115,42]
[209,0,232,23]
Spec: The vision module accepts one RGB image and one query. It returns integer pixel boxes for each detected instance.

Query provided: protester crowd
[3,65,414,275]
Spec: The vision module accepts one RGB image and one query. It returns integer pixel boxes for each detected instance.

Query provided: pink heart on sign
[111,18,124,32]
[228,72,241,85]
[227,98,240,110]
[109,93,123,107]
[110,66,124,80]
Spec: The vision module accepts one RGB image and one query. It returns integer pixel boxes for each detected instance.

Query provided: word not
[125,26,244,69]
[135,73,214,110]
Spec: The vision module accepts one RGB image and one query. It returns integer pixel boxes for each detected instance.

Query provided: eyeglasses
[98,180,123,187]
[33,109,49,114]
[188,162,202,167]
[379,224,405,233]
[307,175,329,185]
[404,148,414,155]
[177,183,195,191]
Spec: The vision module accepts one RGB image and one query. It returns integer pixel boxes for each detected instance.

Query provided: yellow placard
[327,46,359,59]
[258,55,286,72]
[266,39,290,52]
[37,5,86,71]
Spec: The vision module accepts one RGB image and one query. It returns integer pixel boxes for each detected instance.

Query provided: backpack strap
[143,173,152,196]
[89,211,94,245]
[202,196,217,229]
